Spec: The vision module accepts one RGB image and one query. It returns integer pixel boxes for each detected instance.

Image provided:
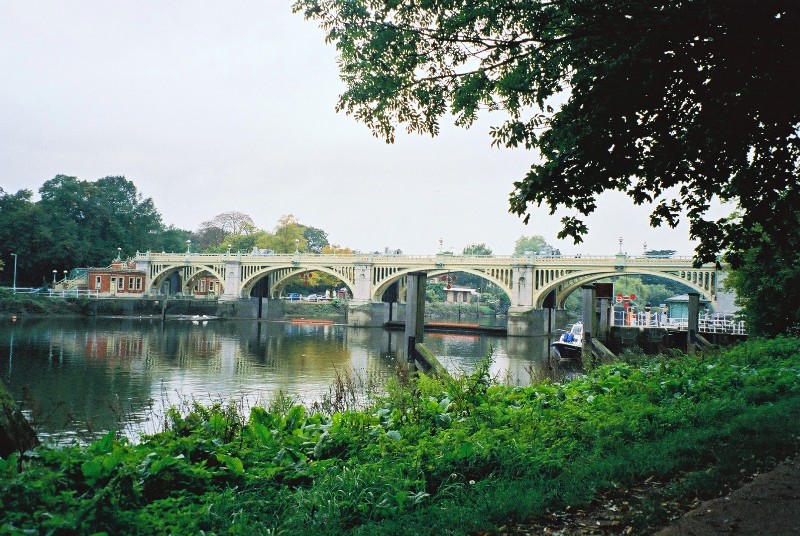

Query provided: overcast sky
[1,1,730,256]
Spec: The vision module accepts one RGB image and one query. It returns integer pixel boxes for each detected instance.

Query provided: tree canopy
[294,0,800,264]
[463,243,492,256]
[0,177,186,286]
[514,235,549,256]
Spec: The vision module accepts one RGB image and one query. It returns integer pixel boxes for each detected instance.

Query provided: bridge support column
[581,285,596,360]
[353,263,372,302]
[346,302,389,327]
[220,259,241,301]
[404,272,426,361]
[512,265,534,307]
[687,292,700,353]
[507,306,566,337]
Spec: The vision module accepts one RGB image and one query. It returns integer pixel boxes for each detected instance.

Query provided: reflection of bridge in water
[135,251,727,336]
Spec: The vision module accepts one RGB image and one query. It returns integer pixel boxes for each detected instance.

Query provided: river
[0,316,579,444]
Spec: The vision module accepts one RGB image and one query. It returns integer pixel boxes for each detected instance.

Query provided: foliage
[200,211,256,235]
[514,235,549,256]
[0,178,190,287]
[726,230,800,336]
[294,0,799,266]
[462,243,492,256]
[3,339,800,533]
[304,226,330,254]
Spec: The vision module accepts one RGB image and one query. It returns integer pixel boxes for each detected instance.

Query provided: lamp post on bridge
[10,253,17,294]
[186,240,192,254]
[52,270,57,285]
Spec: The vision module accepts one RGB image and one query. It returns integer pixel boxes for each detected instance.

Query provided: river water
[0,317,578,443]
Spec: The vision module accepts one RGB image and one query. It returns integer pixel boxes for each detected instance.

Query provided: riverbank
[1,337,799,534]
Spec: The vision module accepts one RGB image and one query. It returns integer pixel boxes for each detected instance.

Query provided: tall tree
[0,188,48,286]
[201,211,255,236]
[304,226,330,254]
[294,1,800,265]
[267,214,308,253]
[725,228,800,336]
[514,236,548,256]
[38,175,164,266]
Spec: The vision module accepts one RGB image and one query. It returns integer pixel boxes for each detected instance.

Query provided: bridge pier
[346,302,390,327]
[507,306,567,337]
[220,259,241,301]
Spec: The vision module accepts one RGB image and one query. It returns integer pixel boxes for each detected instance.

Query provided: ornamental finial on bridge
[618,237,624,255]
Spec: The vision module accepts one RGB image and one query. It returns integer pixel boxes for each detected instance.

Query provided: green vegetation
[0,176,190,288]
[0,290,87,315]
[2,338,800,534]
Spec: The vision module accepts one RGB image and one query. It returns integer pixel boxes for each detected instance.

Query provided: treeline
[0,176,190,287]
[0,176,341,288]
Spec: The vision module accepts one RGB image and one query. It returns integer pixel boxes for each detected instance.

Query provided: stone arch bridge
[134,251,721,324]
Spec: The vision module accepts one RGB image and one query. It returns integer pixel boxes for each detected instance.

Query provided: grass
[1,337,800,534]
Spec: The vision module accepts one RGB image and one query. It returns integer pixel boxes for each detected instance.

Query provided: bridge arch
[239,265,356,298]
[534,268,717,308]
[149,264,226,295]
[370,267,514,303]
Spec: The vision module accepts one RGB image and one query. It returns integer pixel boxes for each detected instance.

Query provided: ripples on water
[0,317,579,443]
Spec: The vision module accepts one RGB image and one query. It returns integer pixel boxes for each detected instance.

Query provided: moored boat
[551,321,583,360]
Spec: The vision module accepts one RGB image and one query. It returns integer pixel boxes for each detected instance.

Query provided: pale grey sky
[0,1,727,256]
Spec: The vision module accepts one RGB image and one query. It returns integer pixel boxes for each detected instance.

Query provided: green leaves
[296,0,800,267]
[4,339,800,533]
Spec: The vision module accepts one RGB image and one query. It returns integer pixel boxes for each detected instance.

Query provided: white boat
[551,321,583,360]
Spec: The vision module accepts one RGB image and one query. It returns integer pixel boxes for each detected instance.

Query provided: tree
[294,1,800,265]
[0,188,48,286]
[304,226,330,254]
[463,243,492,256]
[201,211,255,236]
[38,175,164,267]
[267,215,308,253]
[726,228,800,336]
[514,236,548,256]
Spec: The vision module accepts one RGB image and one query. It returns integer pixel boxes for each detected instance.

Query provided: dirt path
[655,457,800,535]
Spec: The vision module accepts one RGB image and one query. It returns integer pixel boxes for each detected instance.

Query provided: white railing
[45,288,100,299]
[612,311,746,335]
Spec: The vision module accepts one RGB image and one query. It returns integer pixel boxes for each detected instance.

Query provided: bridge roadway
[134,251,722,336]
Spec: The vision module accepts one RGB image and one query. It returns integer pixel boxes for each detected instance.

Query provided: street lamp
[186,239,192,254]
[52,270,57,284]
[10,253,17,294]
[117,247,122,260]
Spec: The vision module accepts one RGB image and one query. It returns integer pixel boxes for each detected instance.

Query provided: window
[135,277,142,290]
[200,280,206,292]
[118,277,125,290]
[209,282,215,291]
[95,276,101,289]
[129,277,134,290]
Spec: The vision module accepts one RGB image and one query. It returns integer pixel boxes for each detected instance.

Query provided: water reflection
[0,317,579,442]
